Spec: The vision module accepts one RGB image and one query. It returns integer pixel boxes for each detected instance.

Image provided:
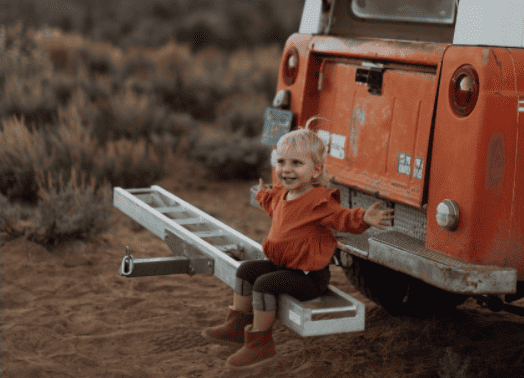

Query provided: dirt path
[2,155,524,377]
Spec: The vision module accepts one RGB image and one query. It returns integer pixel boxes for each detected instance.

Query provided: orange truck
[258,0,524,316]
[115,0,524,338]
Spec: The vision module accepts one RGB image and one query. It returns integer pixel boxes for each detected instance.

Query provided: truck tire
[344,255,468,317]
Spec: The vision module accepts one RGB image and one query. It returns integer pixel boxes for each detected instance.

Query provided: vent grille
[330,183,426,242]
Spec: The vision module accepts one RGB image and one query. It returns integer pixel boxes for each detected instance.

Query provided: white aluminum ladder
[113,185,365,337]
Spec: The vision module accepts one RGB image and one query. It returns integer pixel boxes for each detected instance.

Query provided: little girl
[201,127,395,371]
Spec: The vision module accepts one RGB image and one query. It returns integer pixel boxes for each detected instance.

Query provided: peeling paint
[482,48,490,66]
[349,104,365,157]
[486,133,505,192]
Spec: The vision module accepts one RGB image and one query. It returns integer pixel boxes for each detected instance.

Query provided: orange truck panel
[272,33,524,280]
[426,47,518,274]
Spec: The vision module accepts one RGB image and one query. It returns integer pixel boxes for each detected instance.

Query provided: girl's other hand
[363,202,395,230]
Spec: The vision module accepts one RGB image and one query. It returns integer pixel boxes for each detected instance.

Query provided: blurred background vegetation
[0,0,304,248]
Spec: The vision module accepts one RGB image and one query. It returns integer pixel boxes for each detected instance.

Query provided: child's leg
[233,260,279,314]
[250,265,331,331]
[232,292,252,313]
[252,309,276,332]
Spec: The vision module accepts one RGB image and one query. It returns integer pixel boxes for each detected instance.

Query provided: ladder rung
[155,206,185,214]
[173,217,205,225]
[193,230,223,238]
[215,244,238,252]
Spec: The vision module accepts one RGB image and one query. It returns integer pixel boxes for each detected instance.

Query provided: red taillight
[449,65,479,117]
[283,47,299,86]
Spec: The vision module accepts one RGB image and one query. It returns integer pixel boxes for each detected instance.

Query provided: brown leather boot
[201,306,254,347]
[225,324,277,370]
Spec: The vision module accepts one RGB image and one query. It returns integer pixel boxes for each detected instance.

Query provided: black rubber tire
[344,256,468,317]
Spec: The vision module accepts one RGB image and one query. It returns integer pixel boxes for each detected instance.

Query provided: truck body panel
[266,0,524,287]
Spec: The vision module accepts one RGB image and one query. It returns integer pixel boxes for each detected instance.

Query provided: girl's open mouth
[282,178,297,184]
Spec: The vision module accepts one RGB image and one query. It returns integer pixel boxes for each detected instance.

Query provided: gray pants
[234,260,331,311]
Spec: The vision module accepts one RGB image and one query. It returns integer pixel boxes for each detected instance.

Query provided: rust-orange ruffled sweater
[255,181,371,272]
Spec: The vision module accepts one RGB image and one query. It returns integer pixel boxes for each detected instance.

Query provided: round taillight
[283,47,299,86]
[449,65,479,117]
[436,199,460,231]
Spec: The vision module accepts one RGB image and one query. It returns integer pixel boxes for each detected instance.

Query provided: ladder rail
[151,186,266,259]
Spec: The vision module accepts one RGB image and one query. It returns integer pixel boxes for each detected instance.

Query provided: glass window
[350,0,456,24]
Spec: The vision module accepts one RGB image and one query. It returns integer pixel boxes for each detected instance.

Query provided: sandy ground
[2,154,524,378]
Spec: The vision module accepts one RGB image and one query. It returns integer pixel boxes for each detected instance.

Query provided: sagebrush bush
[188,125,271,181]
[119,46,157,80]
[94,137,164,189]
[98,89,182,142]
[30,166,113,246]
[0,25,58,126]
[216,92,270,138]
[0,116,53,204]
[0,191,35,245]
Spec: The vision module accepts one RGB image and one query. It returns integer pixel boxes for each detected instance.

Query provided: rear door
[315,56,440,208]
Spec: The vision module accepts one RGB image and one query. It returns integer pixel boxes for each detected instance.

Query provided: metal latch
[355,62,385,95]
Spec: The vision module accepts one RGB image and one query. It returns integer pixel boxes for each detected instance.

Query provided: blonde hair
[271,119,331,187]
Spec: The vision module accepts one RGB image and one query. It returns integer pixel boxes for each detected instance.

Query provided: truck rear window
[350,0,456,24]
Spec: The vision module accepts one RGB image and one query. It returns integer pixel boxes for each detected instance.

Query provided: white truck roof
[453,0,524,48]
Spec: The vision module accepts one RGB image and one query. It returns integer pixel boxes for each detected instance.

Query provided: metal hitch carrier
[113,185,365,337]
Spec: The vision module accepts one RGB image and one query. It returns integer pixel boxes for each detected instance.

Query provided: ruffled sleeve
[255,181,284,218]
[317,188,371,234]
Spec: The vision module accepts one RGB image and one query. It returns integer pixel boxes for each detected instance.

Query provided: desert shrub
[0,166,113,247]
[119,46,157,80]
[1,74,58,127]
[0,24,58,127]
[0,116,53,204]
[0,191,35,246]
[216,92,270,138]
[119,19,175,51]
[45,106,99,182]
[226,45,281,101]
[95,89,179,142]
[73,62,117,103]
[187,125,271,181]
[175,9,233,51]
[0,24,51,79]
[76,40,120,77]
[93,137,164,189]
[51,72,77,105]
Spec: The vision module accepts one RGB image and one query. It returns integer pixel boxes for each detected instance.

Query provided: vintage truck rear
[256,0,524,315]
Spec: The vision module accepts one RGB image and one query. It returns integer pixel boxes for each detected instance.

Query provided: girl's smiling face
[275,146,323,199]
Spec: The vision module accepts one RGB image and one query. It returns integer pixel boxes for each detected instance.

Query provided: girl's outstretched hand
[256,178,267,196]
[363,202,395,230]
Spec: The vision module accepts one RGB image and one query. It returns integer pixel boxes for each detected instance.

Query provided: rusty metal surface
[313,57,437,208]
[369,231,517,295]
[426,47,519,272]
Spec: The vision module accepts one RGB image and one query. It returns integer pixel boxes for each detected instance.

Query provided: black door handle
[355,67,384,95]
